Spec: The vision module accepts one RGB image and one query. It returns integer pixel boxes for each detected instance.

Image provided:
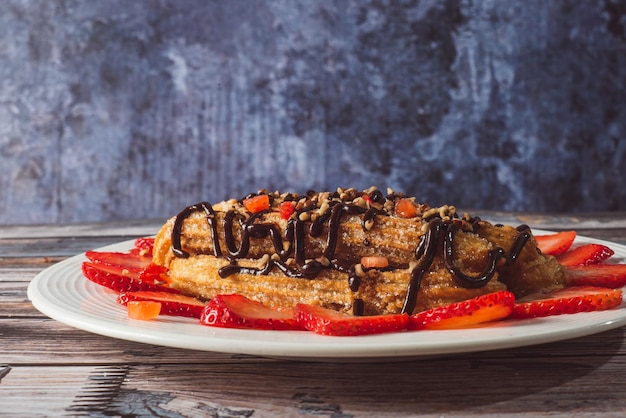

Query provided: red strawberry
[201,294,302,330]
[130,237,156,256]
[294,304,408,336]
[118,291,206,318]
[511,286,622,319]
[85,250,169,284]
[535,231,577,256]
[134,237,155,249]
[85,250,152,269]
[395,198,418,218]
[243,194,270,213]
[82,262,178,293]
[137,263,171,285]
[407,291,515,331]
[565,264,626,289]
[556,244,614,266]
[279,201,295,220]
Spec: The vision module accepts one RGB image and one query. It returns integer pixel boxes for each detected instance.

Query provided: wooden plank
[0,266,44,282]
[0,365,92,417]
[0,267,44,317]
[0,236,135,259]
[111,357,625,416]
[0,317,280,365]
[3,354,626,417]
[0,282,38,317]
[0,220,163,239]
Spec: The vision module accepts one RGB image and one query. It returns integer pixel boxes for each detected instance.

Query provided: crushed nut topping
[232,187,468,228]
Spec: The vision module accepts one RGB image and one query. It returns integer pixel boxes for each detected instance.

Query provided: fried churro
[153,187,566,315]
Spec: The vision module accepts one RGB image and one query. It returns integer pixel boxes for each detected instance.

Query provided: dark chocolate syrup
[348,274,361,292]
[508,225,532,264]
[172,202,221,258]
[171,195,533,315]
[400,219,531,313]
[401,218,445,314]
[353,298,364,316]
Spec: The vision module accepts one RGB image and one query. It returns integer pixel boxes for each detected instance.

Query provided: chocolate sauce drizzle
[171,194,532,315]
[172,202,221,258]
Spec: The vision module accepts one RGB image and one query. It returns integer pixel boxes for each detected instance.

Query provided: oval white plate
[28,230,626,361]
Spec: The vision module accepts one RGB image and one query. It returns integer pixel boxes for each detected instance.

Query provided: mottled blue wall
[1,0,625,225]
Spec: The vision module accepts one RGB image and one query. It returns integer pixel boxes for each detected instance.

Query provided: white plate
[28,230,626,361]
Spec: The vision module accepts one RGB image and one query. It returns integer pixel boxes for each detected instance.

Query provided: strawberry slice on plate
[85,250,152,271]
[535,231,577,256]
[407,291,515,331]
[118,291,206,318]
[201,294,302,330]
[511,286,623,319]
[294,304,408,336]
[556,243,614,266]
[565,264,626,288]
[83,247,173,292]
[82,262,177,293]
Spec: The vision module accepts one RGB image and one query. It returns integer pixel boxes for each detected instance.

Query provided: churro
[153,187,566,315]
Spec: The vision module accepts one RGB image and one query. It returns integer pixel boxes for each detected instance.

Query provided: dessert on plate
[151,187,567,316]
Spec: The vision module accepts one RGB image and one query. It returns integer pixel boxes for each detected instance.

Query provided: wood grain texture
[2,219,626,416]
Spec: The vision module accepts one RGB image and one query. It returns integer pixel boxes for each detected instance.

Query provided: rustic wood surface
[2,212,626,417]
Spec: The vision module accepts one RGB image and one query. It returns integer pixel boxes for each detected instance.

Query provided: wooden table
[2,213,626,417]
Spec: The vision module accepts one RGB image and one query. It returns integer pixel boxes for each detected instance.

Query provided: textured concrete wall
[1,0,625,225]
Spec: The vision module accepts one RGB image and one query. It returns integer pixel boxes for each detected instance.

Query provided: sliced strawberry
[134,236,155,249]
[395,198,417,218]
[82,262,178,293]
[84,259,141,280]
[556,243,614,266]
[279,201,295,220]
[127,301,162,320]
[85,251,152,271]
[118,291,206,318]
[243,194,270,213]
[407,291,515,331]
[511,286,622,319]
[85,249,169,283]
[137,263,172,285]
[565,264,626,288]
[535,231,577,256]
[201,294,302,330]
[294,304,408,336]
[132,237,155,256]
